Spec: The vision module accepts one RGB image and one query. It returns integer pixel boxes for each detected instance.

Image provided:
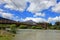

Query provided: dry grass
[0,30,15,40]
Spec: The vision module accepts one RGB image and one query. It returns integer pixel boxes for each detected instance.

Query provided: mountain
[0,17,18,24]
[0,17,4,19]
[23,20,37,25]
[0,17,37,25]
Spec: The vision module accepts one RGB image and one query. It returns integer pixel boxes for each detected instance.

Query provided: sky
[0,0,60,24]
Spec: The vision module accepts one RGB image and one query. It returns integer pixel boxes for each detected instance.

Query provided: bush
[49,26,57,29]
[31,26,36,29]
[31,26,43,29]
[56,26,60,30]
[36,26,43,29]
[10,24,16,34]
[19,25,28,29]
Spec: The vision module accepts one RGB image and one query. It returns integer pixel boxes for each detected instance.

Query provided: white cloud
[4,4,14,9]
[48,16,60,23]
[34,12,45,17]
[0,0,60,23]
[22,17,47,23]
[0,9,14,19]
[3,0,27,11]
[12,16,21,21]
[27,0,56,13]
[0,9,22,21]
[0,0,5,4]
[22,16,60,23]
[0,9,4,12]
[0,12,14,19]
[27,2,38,13]
[0,0,57,12]
[52,2,60,13]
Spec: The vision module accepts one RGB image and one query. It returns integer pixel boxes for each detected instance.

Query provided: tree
[55,22,60,26]
[0,24,10,30]
[49,26,57,29]
[48,24,52,29]
[10,24,16,34]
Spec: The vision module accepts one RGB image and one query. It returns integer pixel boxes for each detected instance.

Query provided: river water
[14,29,60,40]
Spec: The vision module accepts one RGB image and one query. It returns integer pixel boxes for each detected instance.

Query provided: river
[14,29,60,40]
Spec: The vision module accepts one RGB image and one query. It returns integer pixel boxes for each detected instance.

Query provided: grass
[0,30,15,40]
[0,36,13,40]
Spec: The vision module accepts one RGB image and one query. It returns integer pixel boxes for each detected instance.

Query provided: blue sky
[0,0,60,24]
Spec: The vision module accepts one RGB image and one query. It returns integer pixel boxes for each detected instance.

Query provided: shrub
[10,24,16,34]
[19,25,28,29]
[31,26,43,29]
[49,26,57,29]
[36,26,43,29]
[31,26,36,29]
